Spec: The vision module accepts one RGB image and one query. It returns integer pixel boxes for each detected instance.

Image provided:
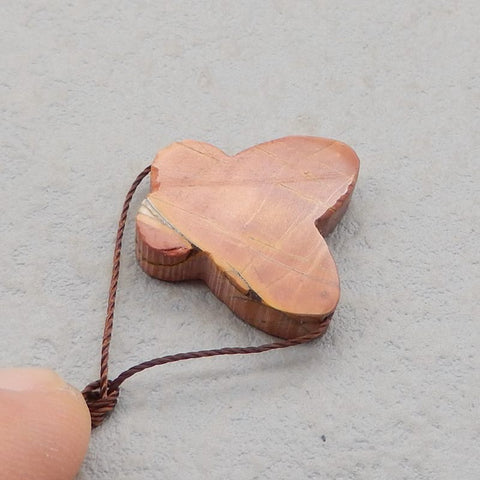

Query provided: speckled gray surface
[1,1,479,479]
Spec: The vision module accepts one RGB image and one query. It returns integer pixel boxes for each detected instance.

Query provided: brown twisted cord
[83,165,327,428]
[99,165,152,399]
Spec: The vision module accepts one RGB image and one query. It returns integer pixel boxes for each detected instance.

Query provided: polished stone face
[136,136,359,339]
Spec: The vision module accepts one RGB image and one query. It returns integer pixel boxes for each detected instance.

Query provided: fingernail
[0,368,65,392]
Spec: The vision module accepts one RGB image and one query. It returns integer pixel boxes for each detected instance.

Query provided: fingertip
[0,367,67,391]
[0,368,91,480]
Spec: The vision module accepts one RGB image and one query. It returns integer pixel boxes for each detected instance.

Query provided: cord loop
[83,164,323,429]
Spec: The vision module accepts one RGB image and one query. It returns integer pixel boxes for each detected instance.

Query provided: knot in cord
[82,380,120,428]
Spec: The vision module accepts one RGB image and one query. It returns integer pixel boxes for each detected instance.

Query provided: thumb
[0,368,91,480]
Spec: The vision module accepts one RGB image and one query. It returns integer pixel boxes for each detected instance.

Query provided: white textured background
[1,1,479,479]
